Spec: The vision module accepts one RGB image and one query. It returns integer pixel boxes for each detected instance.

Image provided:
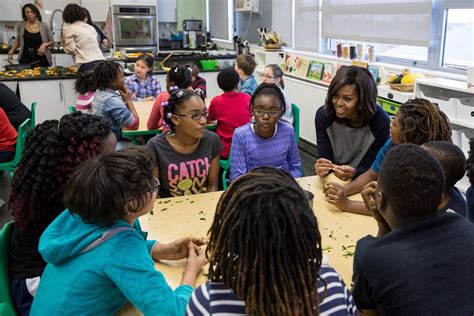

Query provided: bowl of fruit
[388,68,425,92]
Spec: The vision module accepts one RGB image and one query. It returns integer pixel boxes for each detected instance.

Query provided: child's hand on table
[331,165,356,181]
[315,158,334,177]
[184,242,207,274]
[153,237,205,261]
[323,182,349,210]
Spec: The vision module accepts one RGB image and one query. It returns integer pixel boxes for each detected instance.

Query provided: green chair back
[0,118,32,179]
[291,103,300,144]
[220,159,230,190]
[0,222,17,316]
[30,102,37,127]
[67,106,77,114]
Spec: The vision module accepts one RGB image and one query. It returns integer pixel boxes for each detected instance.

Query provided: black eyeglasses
[173,111,209,121]
[253,109,281,117]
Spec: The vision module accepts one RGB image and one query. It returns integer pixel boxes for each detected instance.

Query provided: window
[208,0,234,41]
[443,8,474,69]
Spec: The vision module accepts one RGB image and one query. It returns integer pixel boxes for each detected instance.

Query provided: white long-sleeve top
[63,21,105,66]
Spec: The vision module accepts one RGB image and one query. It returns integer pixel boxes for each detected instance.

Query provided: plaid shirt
[125,74,162,101]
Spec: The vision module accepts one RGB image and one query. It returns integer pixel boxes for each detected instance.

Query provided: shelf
[417,78,474,95]
[450,118,474,130]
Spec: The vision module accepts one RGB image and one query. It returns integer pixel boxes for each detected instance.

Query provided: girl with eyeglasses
[229,83,301,181]
[260,64,294,124]
[146,89,222,197]
[31,146,206,315]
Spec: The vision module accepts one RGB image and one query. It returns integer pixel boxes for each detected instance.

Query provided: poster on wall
[307,61,325,81]
[284,54,310,77]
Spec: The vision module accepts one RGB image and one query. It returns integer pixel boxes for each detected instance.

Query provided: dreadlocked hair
[166,63,193,91]
[398,98,452,144]
[207,168,323,316]
[94,61,122,91]
[75,69,96,94]
[9,112,111,230]
[250,83,286,113]
[162,89,200,133]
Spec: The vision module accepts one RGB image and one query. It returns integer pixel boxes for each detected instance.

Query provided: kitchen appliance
[182,19,206,49]
[112,5,157,50]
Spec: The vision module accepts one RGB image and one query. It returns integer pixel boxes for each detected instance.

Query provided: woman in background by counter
[62,3,105,74]
[83,7,109,50]
[7,3,53,67]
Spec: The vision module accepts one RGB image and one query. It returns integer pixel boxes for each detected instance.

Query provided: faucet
[50,9,64,48]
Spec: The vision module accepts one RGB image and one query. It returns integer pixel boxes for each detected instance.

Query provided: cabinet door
[81,0,110,22]
[157,0,177,23]
[52,54,75,67]
[177,0,206,31]
[62,79,77,109]
[19,80,66,124]
[0,3,22,21]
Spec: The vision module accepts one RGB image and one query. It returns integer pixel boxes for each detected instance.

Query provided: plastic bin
[200,59,217,71]
[378,97,400,115]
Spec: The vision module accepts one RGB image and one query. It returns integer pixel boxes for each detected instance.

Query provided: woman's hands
[315,158,355,181]
[7,54,14,64]
[37,43,48,56]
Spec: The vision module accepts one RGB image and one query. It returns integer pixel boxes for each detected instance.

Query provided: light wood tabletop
[118,174,377,315]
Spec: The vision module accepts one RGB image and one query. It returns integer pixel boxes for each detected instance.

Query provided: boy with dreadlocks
[353,144,474,314]
[187,167,357,315]
[92,60,139,140]
[324,98,452,215]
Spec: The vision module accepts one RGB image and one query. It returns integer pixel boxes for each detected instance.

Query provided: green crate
[200,59,217,71]
[378,97,401,115]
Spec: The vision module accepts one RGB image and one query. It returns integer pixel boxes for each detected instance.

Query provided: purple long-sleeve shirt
[229,121,302,181]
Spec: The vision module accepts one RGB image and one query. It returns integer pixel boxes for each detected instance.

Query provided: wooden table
[121,100,216,145]
[118,174,377,315]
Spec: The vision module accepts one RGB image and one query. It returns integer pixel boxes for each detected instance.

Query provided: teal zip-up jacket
[31,210,193,315]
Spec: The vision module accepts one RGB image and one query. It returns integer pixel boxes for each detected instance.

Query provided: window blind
[294,0,320,52]
[209,0,230,40]
[321,0,433,46]
[272,0,293,47]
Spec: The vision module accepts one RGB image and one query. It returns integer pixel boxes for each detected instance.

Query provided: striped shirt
[124,74,162,101]
[186,265,357,315]
[76,91,95,113]
[229,121,301,181]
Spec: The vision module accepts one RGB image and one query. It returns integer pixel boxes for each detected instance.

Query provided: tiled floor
[0,145,318,229]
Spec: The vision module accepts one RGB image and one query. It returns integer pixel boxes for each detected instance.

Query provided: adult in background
[0,83,31,130]
[7,3,53,67]
[83,7,109,50]
[314,66,389,180]
[62,3,105,74]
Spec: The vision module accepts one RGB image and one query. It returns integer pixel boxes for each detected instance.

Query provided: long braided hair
[94,61,122,91]
[467,138,474,186]
[206,168,323,315]
[9,112,111,229]
[398,98,452,144]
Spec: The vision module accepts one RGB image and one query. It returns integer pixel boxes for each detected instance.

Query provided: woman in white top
[260,64,293,124]
[62,3,104,73]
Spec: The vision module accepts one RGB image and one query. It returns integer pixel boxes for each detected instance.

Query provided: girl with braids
[467,137,474,222]
[260,64,294,124]
[147,63,194,130]
[92,60,139,141]
[187,167,357,315]
[146,89,222,197]
[8,112,116,315]
[324,98,452,216]
[229,83,301,181]
[31,147,206,315]
[315,66,390,180]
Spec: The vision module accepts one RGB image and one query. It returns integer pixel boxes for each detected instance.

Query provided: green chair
[0,222,17,316]
[291,103,300,144]
[67,106,76,113]
[0,118,31,179]
[30,102,37,127]
[220,158,231,190]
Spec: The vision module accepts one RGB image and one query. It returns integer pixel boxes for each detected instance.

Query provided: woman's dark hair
[75,69,96,94]
[162,89,201,133]
[9,112,112,229]
[398,98,452,144]
[207,168,323,315]
[265,64,285,89]
[94,61,122,90]
[250,83,286,113]
[83,7,93,25]
[166,63,193,91]
[22,4,42,22]
[324,65,377,126]
[63,3,86,24]
[64,146,156,226]
[136,54,154,74]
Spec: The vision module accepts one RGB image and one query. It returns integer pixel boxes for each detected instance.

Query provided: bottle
[368,45,376,62]
[9,36,16,47]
